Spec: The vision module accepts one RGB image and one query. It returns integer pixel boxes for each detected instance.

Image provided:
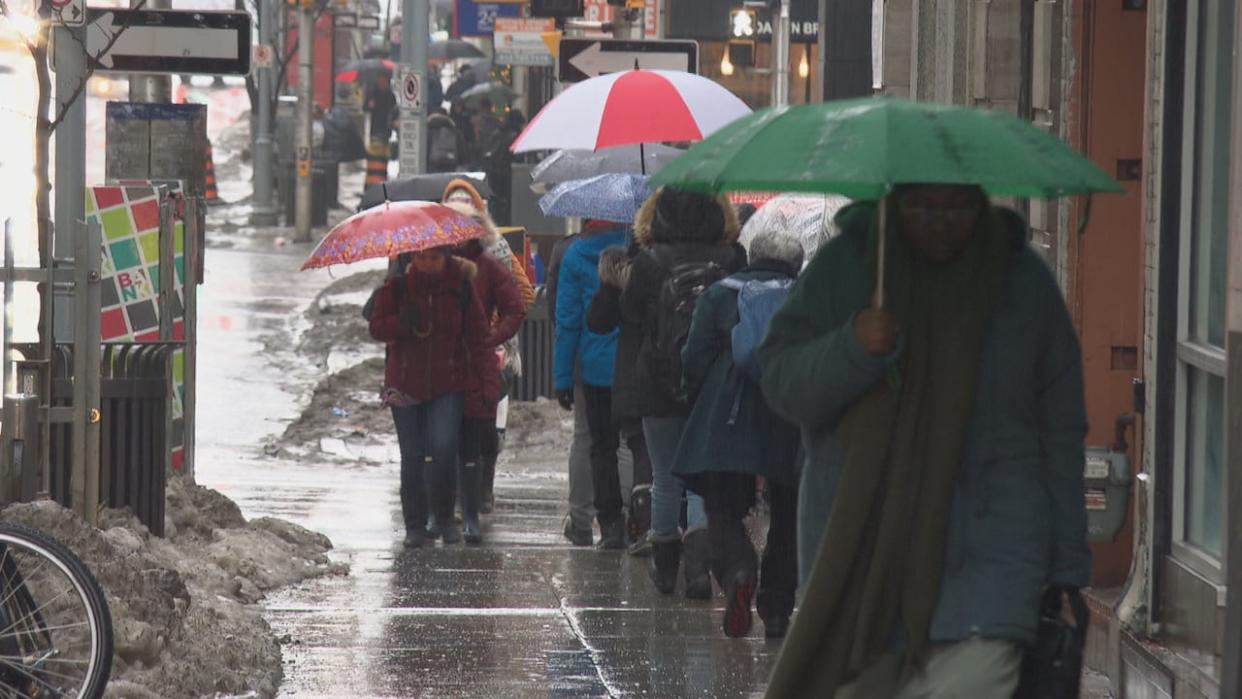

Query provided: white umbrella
[510,69,751,153]
[739,194,851,267]
[531,144,685,187]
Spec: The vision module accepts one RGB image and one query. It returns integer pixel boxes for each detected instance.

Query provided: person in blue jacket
[554,220,631,550]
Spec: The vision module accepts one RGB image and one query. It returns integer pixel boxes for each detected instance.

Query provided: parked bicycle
[0,521,113,698]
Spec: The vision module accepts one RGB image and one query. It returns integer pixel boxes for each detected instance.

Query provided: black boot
[682,526,713,600]
[480,453,497,514]
[459,459,483,545]
[431,466,461,545]
[626,484,651,544]
[598,517,626,550]
[649,535,682,595]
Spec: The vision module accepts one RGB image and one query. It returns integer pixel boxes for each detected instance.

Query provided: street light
[721,48,735,77]
[799,46,810,103]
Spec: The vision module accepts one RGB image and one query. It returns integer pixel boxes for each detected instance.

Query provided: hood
[442,178,488,215]
[633,187,739,247]
[407,256,478,288]
[597,245,632,289]
[834,200,1030,252]
[443,200,504,254]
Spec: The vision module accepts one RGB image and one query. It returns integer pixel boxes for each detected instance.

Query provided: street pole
[771,0,790,107]
[295,0,315,241]
[398,0,428,176]
[129,0,172,102]
[252,0,279,225]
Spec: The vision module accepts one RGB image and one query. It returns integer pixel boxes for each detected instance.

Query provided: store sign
[494,17,558,67]
[455,0,522,38]
[582,0,661,38]
[669,0,819,43]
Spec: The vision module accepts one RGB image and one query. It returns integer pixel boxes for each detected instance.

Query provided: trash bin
[282,160,332,227]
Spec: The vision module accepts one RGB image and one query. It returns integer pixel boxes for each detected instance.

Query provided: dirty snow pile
[1,475,347,699]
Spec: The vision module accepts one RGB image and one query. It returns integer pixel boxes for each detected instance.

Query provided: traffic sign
[81,9,251,75]
[46,0,85,27]
[558,38,698,82]
[397,67,423,110]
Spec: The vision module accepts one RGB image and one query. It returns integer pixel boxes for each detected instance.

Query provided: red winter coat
[458,244,526,418]
[368,258,490,403]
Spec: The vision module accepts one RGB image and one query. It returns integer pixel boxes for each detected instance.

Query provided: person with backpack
[367,247,491,549]
[674,229,804,639]
[554,220,632,550]
[620,187,747,598]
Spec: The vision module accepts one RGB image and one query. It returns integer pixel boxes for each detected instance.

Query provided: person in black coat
[587,242,653,555]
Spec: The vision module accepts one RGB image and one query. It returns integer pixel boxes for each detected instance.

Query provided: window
[1173,0,1233,572]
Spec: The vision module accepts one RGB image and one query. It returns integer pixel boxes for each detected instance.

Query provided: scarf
[765,200,1013,698]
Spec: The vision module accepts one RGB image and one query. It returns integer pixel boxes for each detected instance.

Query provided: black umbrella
[359,173,492,212]
[429,39,485,60]
[335,58,394,83]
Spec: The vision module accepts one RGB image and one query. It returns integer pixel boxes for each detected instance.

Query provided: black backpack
[648,254,726,403]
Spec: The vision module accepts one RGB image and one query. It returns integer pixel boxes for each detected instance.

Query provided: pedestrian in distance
[759,184,1090,698]
[620,187,747,599]
[587,243,655,557]
[675,229,804,640]
[442,201,526,545]
[367,248,491,549]
[554,220,633,550]
[364,72,398,147]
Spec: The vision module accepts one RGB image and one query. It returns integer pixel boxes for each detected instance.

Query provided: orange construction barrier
[204,142,219,203]
[366,139,389,186]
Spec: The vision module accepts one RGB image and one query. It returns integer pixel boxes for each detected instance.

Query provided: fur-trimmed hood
[443,200,506,258]
[633,187,739,248]
[597,245,632,289]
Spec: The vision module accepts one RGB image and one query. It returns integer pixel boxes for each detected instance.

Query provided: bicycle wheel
[0,522,113,699]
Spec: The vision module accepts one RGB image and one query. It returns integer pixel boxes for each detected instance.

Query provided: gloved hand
[399,305,418,333]
[556,388,574,412]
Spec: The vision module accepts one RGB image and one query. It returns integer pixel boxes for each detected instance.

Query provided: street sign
[81,9,251,76]
[398,109,422,177]
[558,38,698,82]
[494,17,558,68]
[396,67,423,110]
[253,44,274,69]
[46,0,85,27]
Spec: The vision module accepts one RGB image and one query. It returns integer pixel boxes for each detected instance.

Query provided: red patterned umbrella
[300,200,485,271]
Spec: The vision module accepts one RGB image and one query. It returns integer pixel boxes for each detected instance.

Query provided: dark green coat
[672,264,802,487]
[758,202,1090,646]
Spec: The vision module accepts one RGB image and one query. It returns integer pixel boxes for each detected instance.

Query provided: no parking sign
[397,67,424,112]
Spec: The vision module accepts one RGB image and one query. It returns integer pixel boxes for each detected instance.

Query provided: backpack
[719,276,795,380]
[428,122,459,171]
[649,254,727,403]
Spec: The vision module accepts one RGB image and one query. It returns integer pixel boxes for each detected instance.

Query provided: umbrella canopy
[538,174,653,224]
[531,144,685,186]
[358,173,491,212]
[335,58,394,83]
[511,69,752,153]
[301,201,485,270]
[430,39,485,60]
[739,193,851,265]
[460,81,518,107]
[651,96,1123,199]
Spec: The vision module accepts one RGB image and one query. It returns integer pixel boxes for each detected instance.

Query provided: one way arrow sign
[558,38,698,83]
[81,9,251,76]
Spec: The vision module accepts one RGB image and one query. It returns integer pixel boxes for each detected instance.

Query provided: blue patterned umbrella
[538,174,653,224]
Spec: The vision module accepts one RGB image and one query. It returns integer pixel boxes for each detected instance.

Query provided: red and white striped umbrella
[510,69,752,154]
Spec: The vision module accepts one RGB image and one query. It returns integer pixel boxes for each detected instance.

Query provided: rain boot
[480,453,497,514]
[459,458,483,545]
[432,465,461,545]
[682,526,713,600]
[649,534,682,595]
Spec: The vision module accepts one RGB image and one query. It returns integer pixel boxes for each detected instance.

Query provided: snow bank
[1,475,346,698]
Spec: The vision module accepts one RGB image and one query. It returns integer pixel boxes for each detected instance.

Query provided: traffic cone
[204,142,220,204]
[366,139,389,187]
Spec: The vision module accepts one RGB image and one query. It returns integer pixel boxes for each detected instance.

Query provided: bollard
[0,393,41,504]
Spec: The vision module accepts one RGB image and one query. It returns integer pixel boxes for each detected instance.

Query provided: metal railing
[514,290,555,402]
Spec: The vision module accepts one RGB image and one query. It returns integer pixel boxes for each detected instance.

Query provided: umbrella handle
[873,196,886,309]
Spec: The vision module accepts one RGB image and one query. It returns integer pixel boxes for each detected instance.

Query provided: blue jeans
[391,392,464,529]
[643,416,706,538]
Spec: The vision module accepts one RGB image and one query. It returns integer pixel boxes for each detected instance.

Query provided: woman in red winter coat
[368,248,491,548]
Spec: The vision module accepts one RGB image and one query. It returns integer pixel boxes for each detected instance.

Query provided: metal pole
[771,0,791,107]
[129,0,172,102]
[295,0,316,241]
[70,220,101,526]
[2,219,11,397]
[399,0,428,176]
[252,0,279,225]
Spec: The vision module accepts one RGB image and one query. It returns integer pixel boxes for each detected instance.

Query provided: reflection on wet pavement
[194,244,778,697]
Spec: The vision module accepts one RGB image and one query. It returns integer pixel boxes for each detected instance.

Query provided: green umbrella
[651,96,1122,305]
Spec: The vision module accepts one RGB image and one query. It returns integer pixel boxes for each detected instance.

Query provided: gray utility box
[1084,447,1131,543]
[105,103,208,196]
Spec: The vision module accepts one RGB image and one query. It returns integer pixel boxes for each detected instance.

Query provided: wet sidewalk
[192,235,779,698]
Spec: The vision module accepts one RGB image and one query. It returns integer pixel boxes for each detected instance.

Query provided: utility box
[1084,447,1131,543]
[105,103,208,197]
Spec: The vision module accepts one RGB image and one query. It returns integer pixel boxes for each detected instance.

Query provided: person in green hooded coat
[757,184,1090,698]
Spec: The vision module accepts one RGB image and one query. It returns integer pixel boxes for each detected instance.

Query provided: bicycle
[0,521,113,698]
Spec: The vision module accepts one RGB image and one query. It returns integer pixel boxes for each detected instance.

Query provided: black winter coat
[588,244,644,422]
